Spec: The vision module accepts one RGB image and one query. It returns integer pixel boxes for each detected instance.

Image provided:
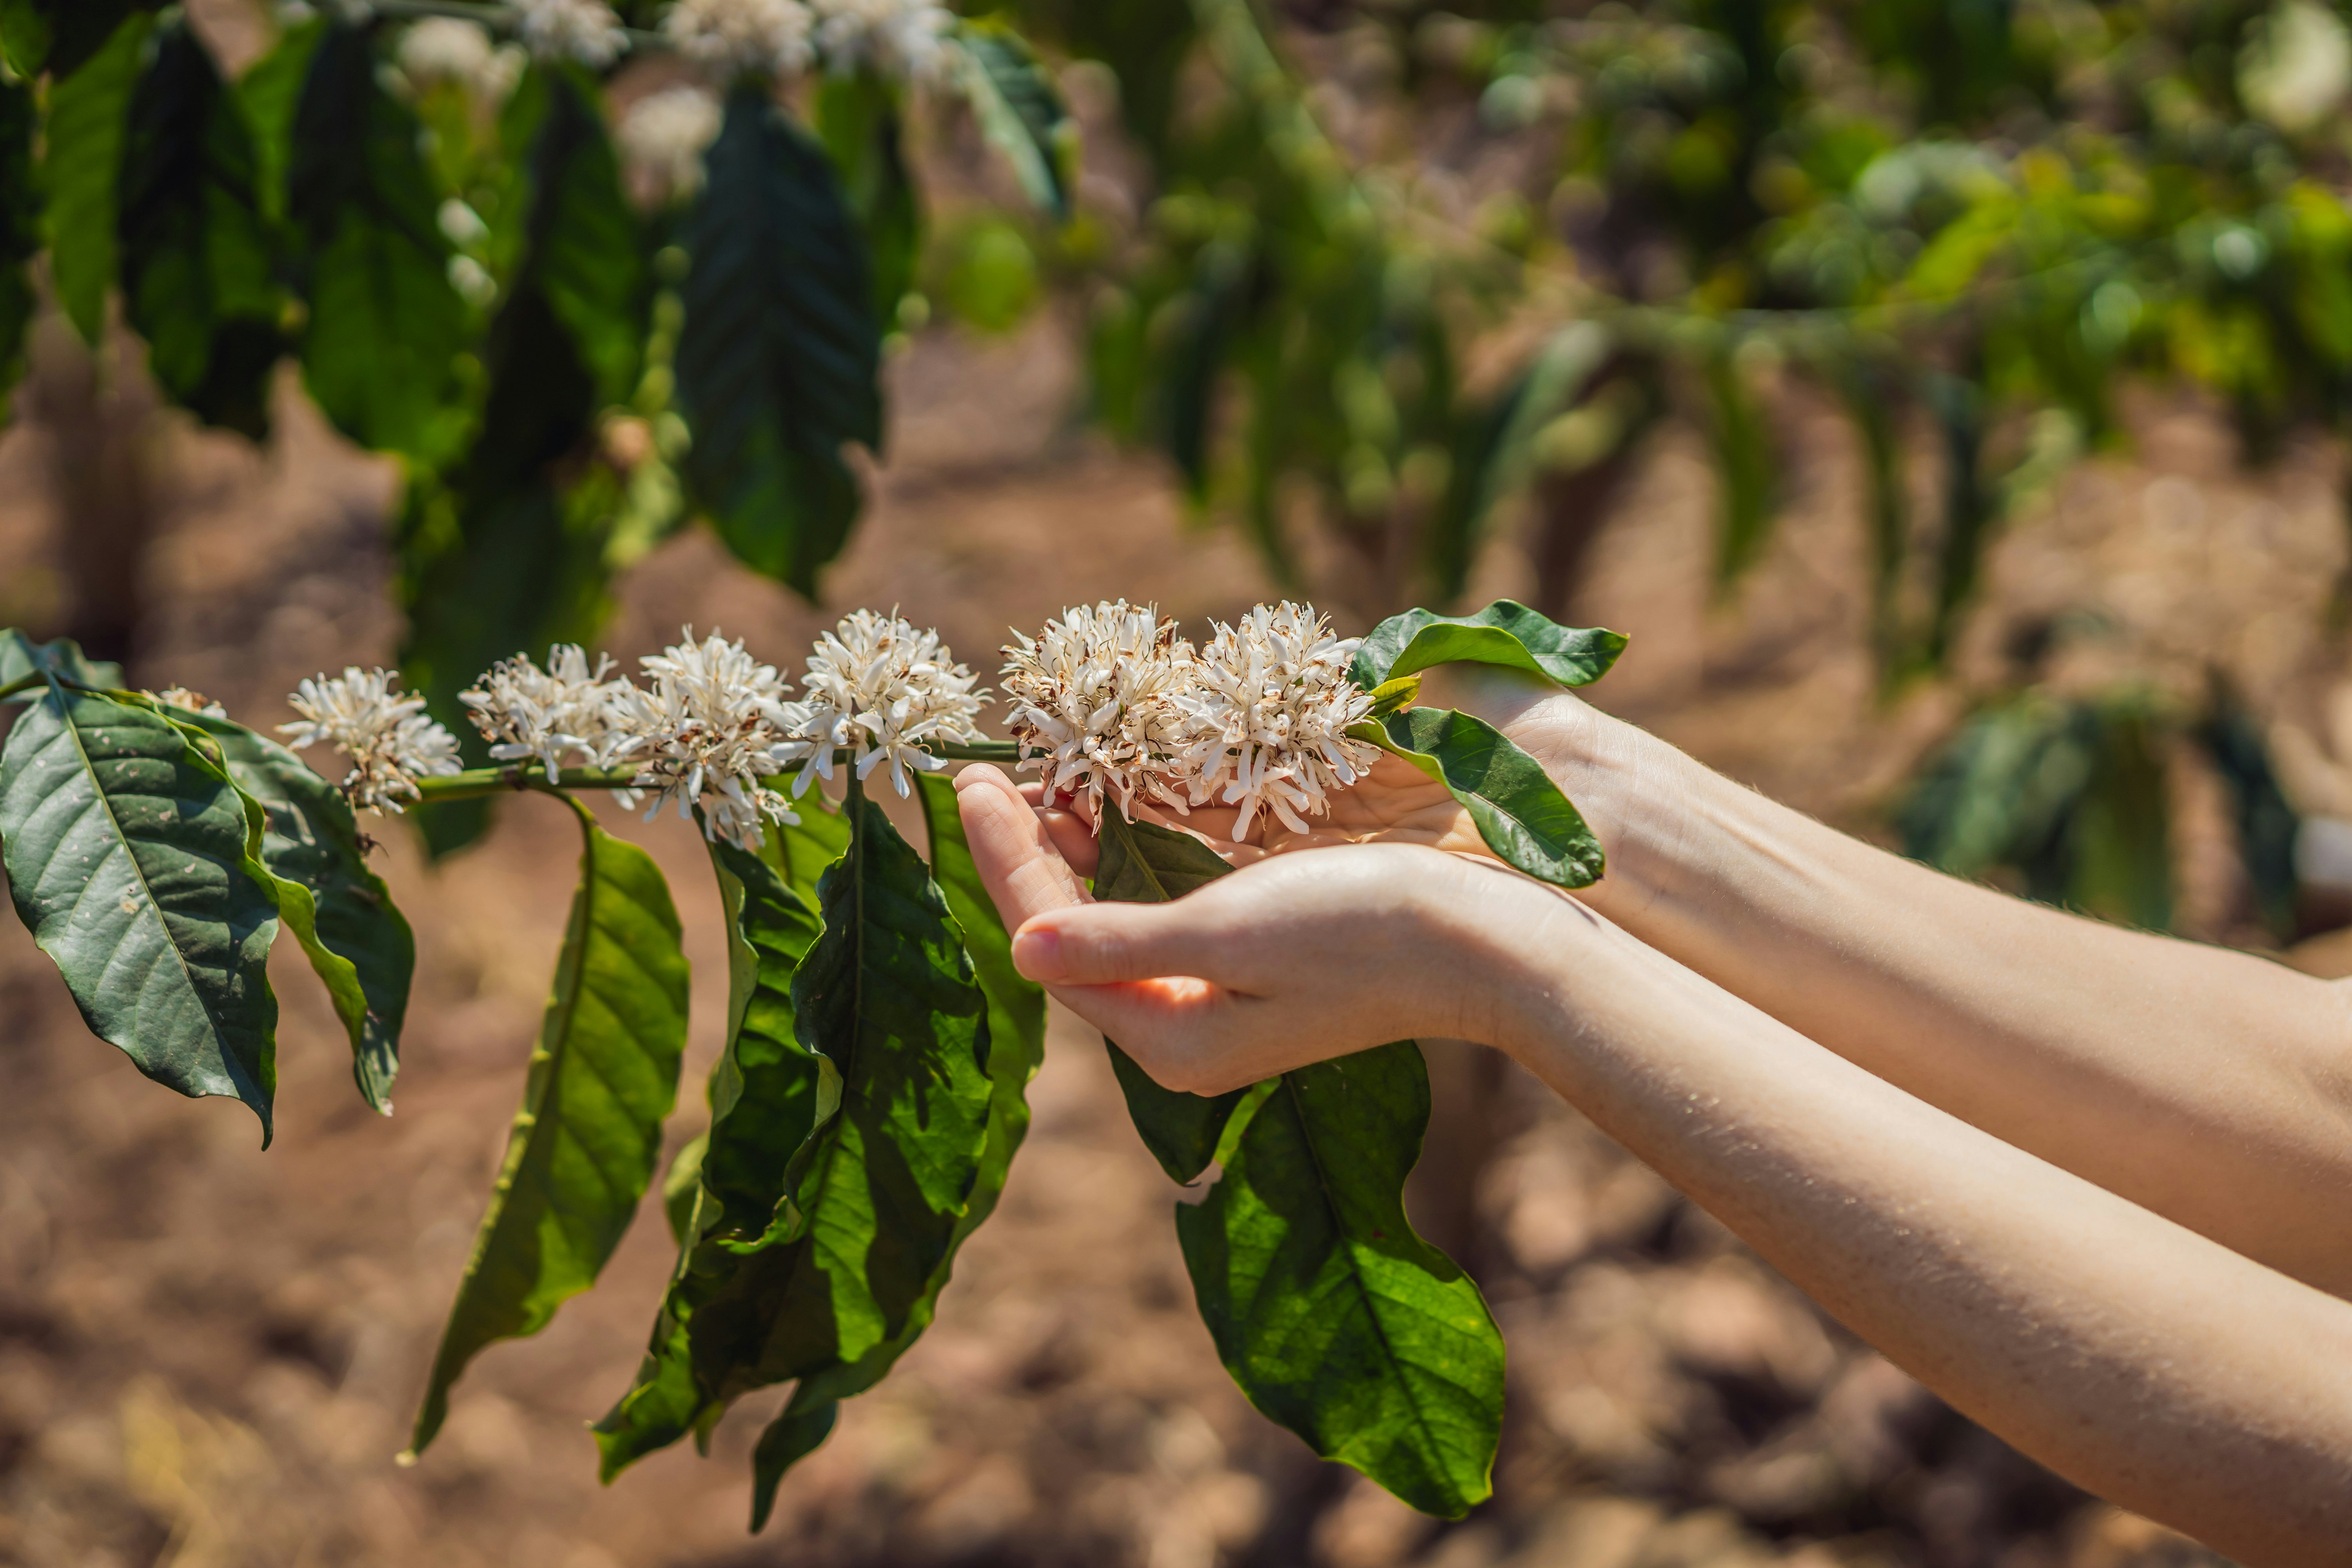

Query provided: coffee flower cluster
[284,615,985,851]
[281,669,465,815]
[515,0,630,67]
[1002,600,1379,838]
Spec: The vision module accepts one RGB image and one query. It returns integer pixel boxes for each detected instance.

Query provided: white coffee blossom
[153,688,227,719]
[281,668,463,815]
[622,630,809,850]
[515,0,630,66]
[460,645,642,784]
[619,85,724,207]
[397,18,499,91]
[662,0,815,78]
[793,610,986,799]
[1001,601,1195,821]
[809,0,953,82]
[1171,601,1378,839]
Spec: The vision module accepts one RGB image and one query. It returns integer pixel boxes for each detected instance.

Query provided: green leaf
[118,18,284,438]
[677,88,880,599]
[42,10,154,343]
[1705,348,1778,588]
[815,73,921,325]
[748,1398,838,1532]
[397,69,643,848]
[180,713,413,1114]
[0,683,279,1140]
[288,21,467,463]
[593,824,832,1479]
[0,77,38,408]
[1091,811,1256,1183]
[1359,707,1604,890]
[663,1132,708,1247]
[1176,1043,1505,1518]
[1351,600,1627,694]
[660,796,993,1510]
[235,15,324,230]
[0,0,159,79]
[407,800,690,1459]
[1,628,123,691]
[952,21,1078,221]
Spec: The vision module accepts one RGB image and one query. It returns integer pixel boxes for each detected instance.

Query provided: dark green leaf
[118,19,284,438]
[0,683,279,1140]
[677,89,880,598]
[749,1398,838,1532]
[815,73,921,325]
[1351,600,1627,693]
[1,628,123,691]
[593,824,833,1479]
[407,801,690,1459]
[42,11,154,343]
[952,20,1078,221]
[1831,358,1910,670]
[288,22,467,463]
[1,0,159,79]
[1924,368,1994,666]
[520,66,648,412]
[664,796,993,1506]
[1176,1043,1504,1518]
[0,78,38,408]
[1092,811,1255,1183]
[181,713,413,1114]
[1363,707,1604,890]
[2201,687,2300,940]
[663,1132,708,1247]
[235,15,324,229]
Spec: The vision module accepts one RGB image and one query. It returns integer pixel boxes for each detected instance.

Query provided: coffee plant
[0,596,1624,1527]
[0,0,1075,850]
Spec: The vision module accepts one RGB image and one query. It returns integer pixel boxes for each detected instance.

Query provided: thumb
[1010,900,1235,987]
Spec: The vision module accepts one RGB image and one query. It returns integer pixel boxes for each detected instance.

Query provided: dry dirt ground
[0,307,2331,1568]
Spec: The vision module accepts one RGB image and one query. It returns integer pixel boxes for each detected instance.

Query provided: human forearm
[1450,674,2352,1296]
[1479,890,2352,1565]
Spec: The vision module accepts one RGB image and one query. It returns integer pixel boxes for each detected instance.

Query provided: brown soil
[0,304,2319,1568]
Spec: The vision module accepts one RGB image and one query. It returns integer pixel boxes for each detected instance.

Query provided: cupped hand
[953,765,1540,1095]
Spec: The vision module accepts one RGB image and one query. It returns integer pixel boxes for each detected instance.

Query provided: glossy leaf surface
[1351,600,1627,693]
[1361,707,1604,890]
[0,684,278,1138]
[1091,811,1256,1183]
[184,714,412,1114]
[677,89,880,598]
[408,804,690,1458]
[1176,1044,1504,1517]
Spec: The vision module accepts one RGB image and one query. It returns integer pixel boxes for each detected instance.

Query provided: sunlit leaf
[1357,706,1603,889]
[677,88,880,598]
[42,11,154,343]
[0,682,279,1140]
[288,20,467,463]
[1352,599,1626,693]
[407,801,690,1459]
[180,713,413,1114]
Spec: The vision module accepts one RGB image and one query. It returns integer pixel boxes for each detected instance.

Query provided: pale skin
[953,665,2352,1567]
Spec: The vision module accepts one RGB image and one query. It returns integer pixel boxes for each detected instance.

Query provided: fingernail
[1011,927,1063,981]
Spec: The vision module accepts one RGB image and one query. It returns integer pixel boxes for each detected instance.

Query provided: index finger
[954,764,1093,929]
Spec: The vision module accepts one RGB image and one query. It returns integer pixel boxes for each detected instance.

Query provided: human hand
[953,765,1546,1094]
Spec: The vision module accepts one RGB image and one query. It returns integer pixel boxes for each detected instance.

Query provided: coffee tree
[0,597,1624,1526]
[0,0,1075,850]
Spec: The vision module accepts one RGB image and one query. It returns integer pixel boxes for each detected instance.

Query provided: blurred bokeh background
[13,0,2352,1562]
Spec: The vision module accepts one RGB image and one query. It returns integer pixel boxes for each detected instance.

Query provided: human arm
[951,764,2352,1566]
[1267,667,2352,1301]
